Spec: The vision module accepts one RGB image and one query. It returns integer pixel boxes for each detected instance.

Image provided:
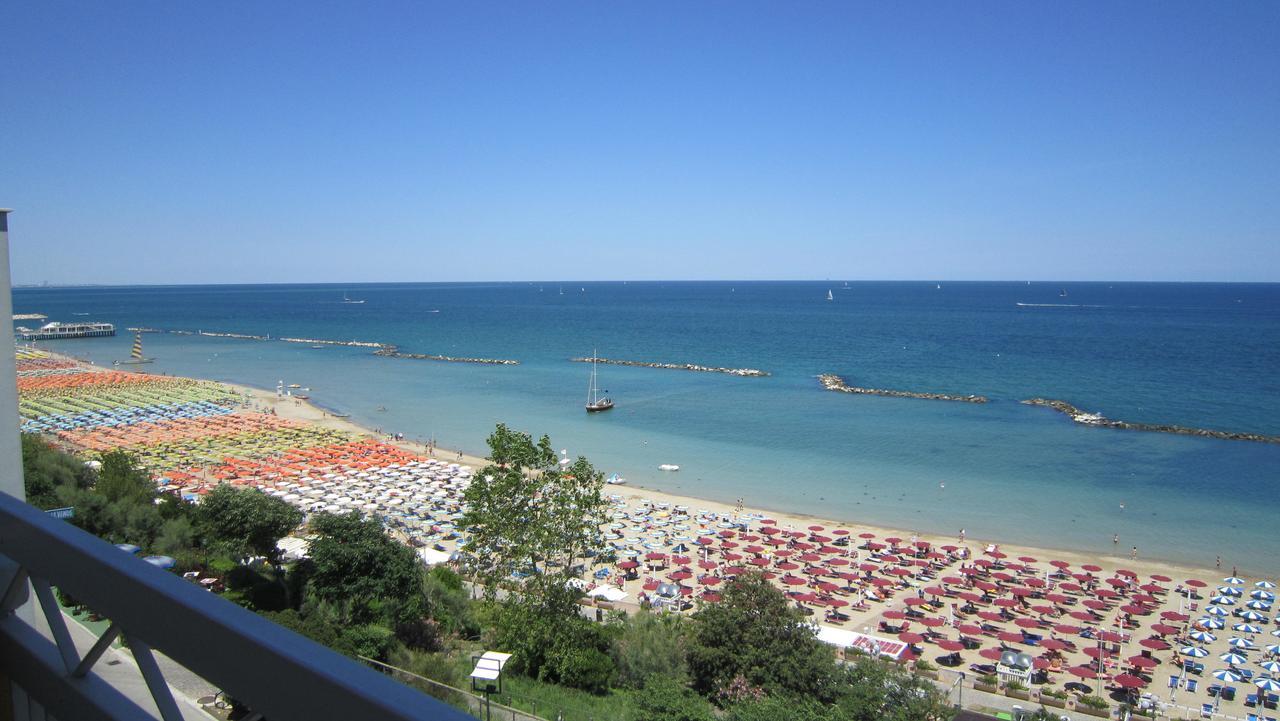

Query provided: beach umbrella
[1129,655,1158,670]
[1068,665,1108,680]
[1210,596,1237,606]
[1140,638,1170,651]
[1255,677,1280,693]
[1267,644,1280,655]
[1206,606,1230,616]
[1246,603,1271,613]
[1258,581,1278,589]
[1259,661,1280,674]
[1211,669,1243,682]
[1229,637,1256,649]
[1200,617,1226,630]
[1181,646,1209,658]
[1114,673,1146,689]
[1235,623,1264,634]
[1224,576,1245,585]
[1218,586,1244,596]
[1190,631,1217,643]
[1254,590,1277,601]
[1220,652,1248,666]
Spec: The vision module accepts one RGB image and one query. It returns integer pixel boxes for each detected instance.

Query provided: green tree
[192,485,303,561]
[21,434,95,509]
[830,656,954,721]
[95,449,155,505]
[610,610,691,689]
[460,423,610,619]
[686,572,836,703]
[727,695,833,721]
[422,565,478,638]
[306,511,422,624]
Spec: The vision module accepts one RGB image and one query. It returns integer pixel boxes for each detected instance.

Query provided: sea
[14,281,1280,574]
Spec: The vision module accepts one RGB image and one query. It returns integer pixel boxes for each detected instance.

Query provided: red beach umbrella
[1068,665,1108,680]
[1150,623,1179,636]
[1114,674,1146,689]
[1069,611,1097,622]
[1054,623,1082,635]
[1139,638,1170,651]
[701,592,722,603]
[673,555,692,565]
[702,576,722,586]
[1084,647,1112,659]
[998,631,1026,644]
[1184,579,1206,588]
[808,525,825,532]
[1014,618,1041,629]
[1150,574,1172,583]
[979,648,1004,661]
[1128,655,1158,669]
[1082,564,1103,572]
[924,586,947,596]
[1018,556,1038,564]
[1115,569,1137,578]
[919,617,946,628]
[1049,560,1071,569]
[1045,593,1070,604]
[937,639,965,652]
[1160,611,1189,622]
[832,529,850,536]
[903,597,927,606]
[781,575,806,586]
[978,611,1004,622]
[956,623,982,635]
[898,632,925,645]
[1041,638,1069,651]
[883,610,907,620]
[776,562,799,571]
[1097,631,1126,644]
[619,560,640,569]
[698,560,718,570]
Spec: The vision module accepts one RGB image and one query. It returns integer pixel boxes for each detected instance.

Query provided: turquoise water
[14,281,1280,573]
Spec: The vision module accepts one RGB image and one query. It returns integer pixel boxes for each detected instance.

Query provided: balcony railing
[0,491,472,721]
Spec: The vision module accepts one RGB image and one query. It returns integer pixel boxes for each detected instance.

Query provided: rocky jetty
[197,330,270,341]
[126,327,165,334]
[818,374,988,403]
[281,337,387,349]
[375,347,519,365]
[570,357,769,377]
[1022,398,1280,444]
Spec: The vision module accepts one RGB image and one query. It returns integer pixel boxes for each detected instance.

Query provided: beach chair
[1244,714,1259,721]
[1224,687,1237,701]
[1186,678,1199,693]
[1170,675,1182,689]
[1200,702,1213,718]
[1247,693,1259,707]
[1208,684,1221,697]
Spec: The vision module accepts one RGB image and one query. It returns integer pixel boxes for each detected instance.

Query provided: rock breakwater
[570,357,769,377]
[818,374,988,403]
[280,337,387,349]
[1022,398,1280,444]
[375,347,519,365]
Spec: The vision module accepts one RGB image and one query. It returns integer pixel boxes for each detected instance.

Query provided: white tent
[586,585,629,603]
[417,548,452,566]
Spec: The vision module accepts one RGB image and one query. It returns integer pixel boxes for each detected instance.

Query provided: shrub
[610,610,690,689]
[631,675,714,721]
[1078,695,1109,709]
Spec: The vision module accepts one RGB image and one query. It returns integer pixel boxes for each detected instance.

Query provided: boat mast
[587,351,598,405]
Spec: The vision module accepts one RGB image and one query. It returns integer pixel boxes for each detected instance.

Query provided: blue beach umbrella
[1254,590,1277,601]
[1257,581,1278,589]
[1246,599,1273,610]
[1273,629,1280,638]
[1221,652,1249,666]
[1206,605,1231,616]
[1256,677,1280,693]
[1224,577,1246,585]
[1260,661,1280,675]
[1219,586,1244,596]
[1211,595,1237,605]
[1235,623,1264,634]
[1242,610,1268,621]
[1191,631,1218,643]
[1212,668,1244,682]
[1230,637,1256,649]
[1200,617,1226,630]
[1181,646,1210,658]
[1267,644,1280,655]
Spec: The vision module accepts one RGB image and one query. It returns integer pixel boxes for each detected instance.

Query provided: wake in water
[1015,302,1107,308]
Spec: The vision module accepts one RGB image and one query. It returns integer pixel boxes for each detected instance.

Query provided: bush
[548,644,615,695]
[631,675,715,721]
[1078,695,1109,709]
[610,610,691,689]
[913,659,935,672]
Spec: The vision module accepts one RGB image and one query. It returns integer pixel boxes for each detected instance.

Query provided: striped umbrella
[1259,661,1280,675]
[1210,596,1237,606]
[1206,606,1230,616]
[1224,576,1246,585]
[1180,646,1209,658]
[1243,607,1269,618]
[1255,677,1280,693]
[1218,586,1244,596]
[1246,601,1272,612]
[1221,652,1248,666]
[1254,590,1277,601]
[1256,581,1277,589]
[1200,617,1226,629]
[1229,637,1256,650]
[1235,623,1264,634]
[1190,631,1218,643]
[1266,644,1280,655]
[1212,668,1244,682]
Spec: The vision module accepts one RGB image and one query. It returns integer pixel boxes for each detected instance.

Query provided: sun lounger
[1200,702,1213,718]
[1186,679,1198,693]
[1247,694,1259,707]
[1170,675,1182,689]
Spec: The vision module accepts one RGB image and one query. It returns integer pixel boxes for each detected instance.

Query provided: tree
[686,572,837,703]
[460,423,610,619]
[21,434,95,509]
[306,511,422,624]
[95,449,155,505]
[192,485,303,561]
[829,656,954,721]
[610,610,691,689]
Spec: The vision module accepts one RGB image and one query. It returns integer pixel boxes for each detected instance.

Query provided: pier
[570,357,769,377]
[374,347,519,365]
[1023,398,1280,444]
[818,374,988,403]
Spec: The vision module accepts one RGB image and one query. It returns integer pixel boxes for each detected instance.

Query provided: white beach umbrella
[1211,596,1237,606]
[1247,601,1273,611]
[1219,586,1244,596]
[1242,610,1268,621]
[1256,581,1277,589]
[1229,637,1256,649]
[1256,677,1280,693]
[1212,668,1243,682]
[1253,589,1277,601]
[1181,646,1210,658]
[1224,576,1246,585]
[1206,605,1231,616]
[1259,661,1280,675]
[1235,623,1263,634]
[1220,652,1248,666]
[1190,631,1217,643]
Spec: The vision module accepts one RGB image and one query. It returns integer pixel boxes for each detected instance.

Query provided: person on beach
[1216,556,1221,569]
[1130,546,1138,560]
[1113,533,1119,546]
[958,529,965,542]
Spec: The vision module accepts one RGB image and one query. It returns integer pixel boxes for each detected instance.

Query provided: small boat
[826,289,834,301]
[288,383,302,389]
[657,464,680,472]
[1059,289,1068,297]
[118,331,153,365]
[606,473,627,485]
[936,283,942,289]
[294,394,310,400]
[842,282,850,290]
[342,291,365,304]
[585,351,613,412]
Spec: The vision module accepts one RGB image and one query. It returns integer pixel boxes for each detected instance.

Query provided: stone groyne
[570,357,770,377]
[1022,398,1280,444]
[818,374,988,403]
[374,347,519,366]
[198,330,271,341]
[280,337,388,349]
[126,327,166,334]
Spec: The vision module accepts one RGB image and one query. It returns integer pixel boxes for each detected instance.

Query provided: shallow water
[15,281,1280,573]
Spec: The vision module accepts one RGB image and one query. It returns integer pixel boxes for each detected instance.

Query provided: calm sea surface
[14,282,1280,573]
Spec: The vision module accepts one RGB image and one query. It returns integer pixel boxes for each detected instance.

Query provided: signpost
[45,506,75,520]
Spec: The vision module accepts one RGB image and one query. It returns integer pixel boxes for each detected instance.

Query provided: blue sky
[1,2,1277,284]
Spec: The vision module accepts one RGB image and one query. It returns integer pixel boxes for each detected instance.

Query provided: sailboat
[585,352,613,412]
[826,289,834,301]
[342,291,365,304]
[118,331,153,365]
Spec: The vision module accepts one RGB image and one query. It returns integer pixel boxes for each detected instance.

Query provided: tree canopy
[21,434,95,509]
[306,511,423,624]
[95,448,155,505]
[460,423,610,618]
[686,572,837,703]
[192,484,303,561]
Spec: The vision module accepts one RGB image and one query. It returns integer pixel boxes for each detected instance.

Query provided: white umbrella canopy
[1256,677,1280,693]
[1212,668,1243,682]
[1181,646,1210,658]
[1220,652,1248,666]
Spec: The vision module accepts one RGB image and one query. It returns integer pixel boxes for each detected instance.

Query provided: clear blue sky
[2,2,1277,284]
